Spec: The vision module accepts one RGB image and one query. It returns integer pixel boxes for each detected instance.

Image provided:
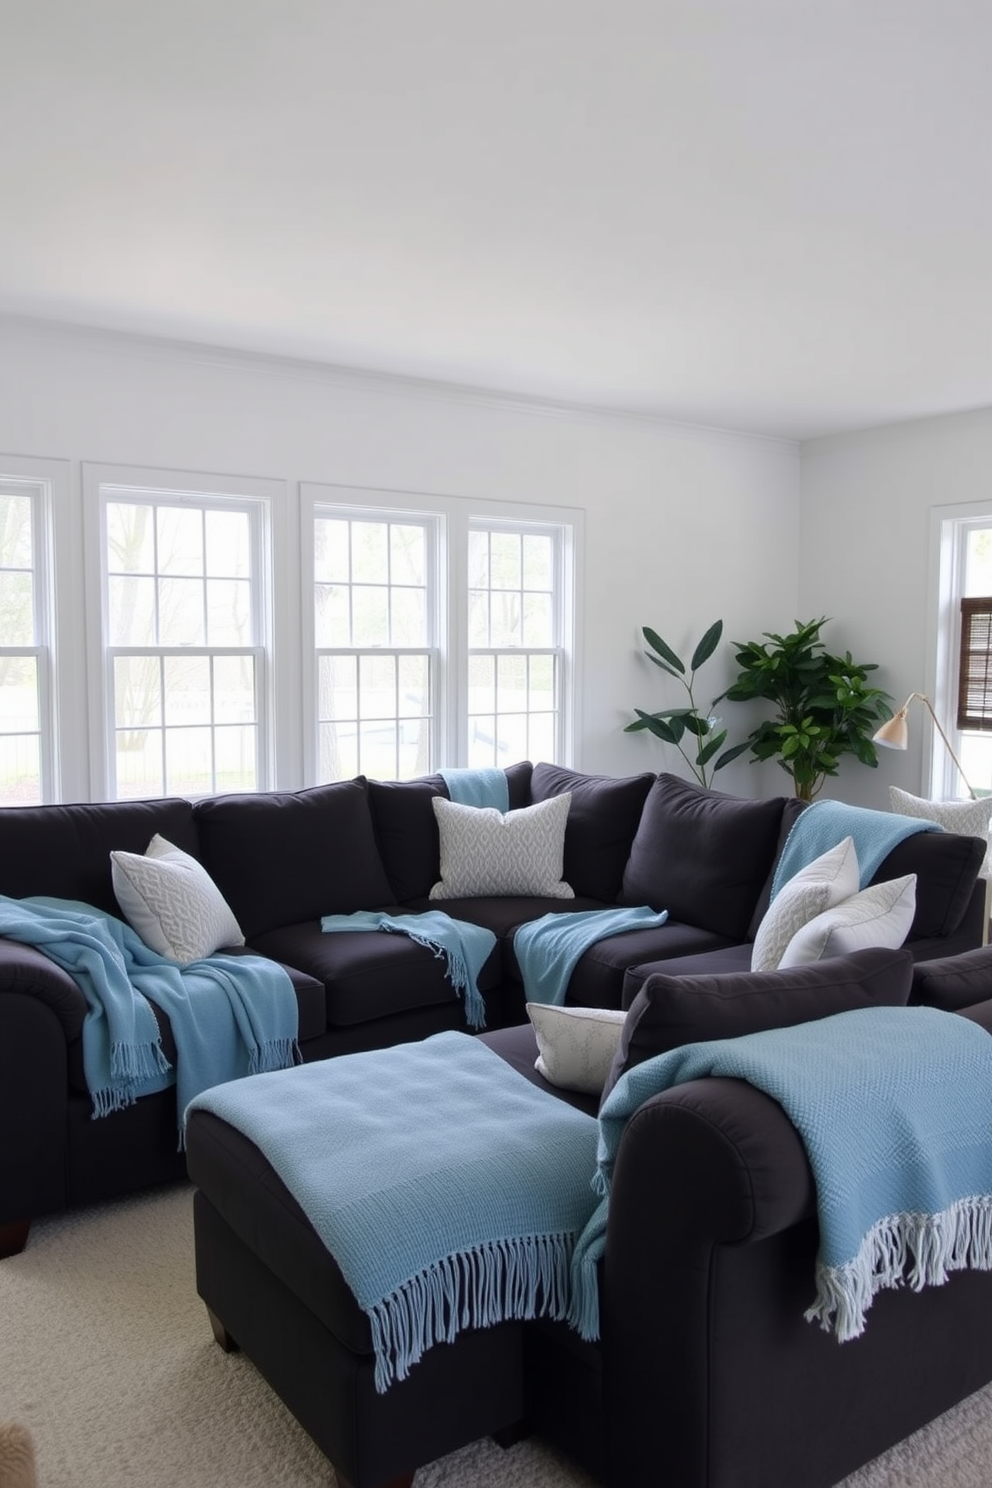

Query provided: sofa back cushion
[602,945,914,1105]
[0,797,199,915]
[619,774,786,939]
[530,762,655,902]
[870,830,985,940]
[368,761,535,904]
[194,779,393,938]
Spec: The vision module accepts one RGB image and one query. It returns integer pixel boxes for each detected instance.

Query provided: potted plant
[720,617,892,801]
[625,620,748,788]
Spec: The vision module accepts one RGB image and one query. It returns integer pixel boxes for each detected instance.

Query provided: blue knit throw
[513,906,669,1006]
[771,800,939,899]
[187,1030,600,1391]
[439,767,509,812]
[0,895,299,1136]
[568,1005,992,1343]
[320,910,496,1028]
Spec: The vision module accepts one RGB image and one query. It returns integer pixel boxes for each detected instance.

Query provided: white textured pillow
[778,874,917,969]
[751,837,861,973]
[111,834,245,964]
[527,1002,627,1095]
[429,794,574,900]
[889,786,992,879]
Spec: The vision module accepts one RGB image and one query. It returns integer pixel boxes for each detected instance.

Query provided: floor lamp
[871,691,977,800]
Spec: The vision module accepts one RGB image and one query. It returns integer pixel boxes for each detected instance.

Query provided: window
[305,487,578,782]
[0,478,51,805]
[90,476,271,801]
[933,511,992,796]
[313,510,435,781]
[467,523,562,767]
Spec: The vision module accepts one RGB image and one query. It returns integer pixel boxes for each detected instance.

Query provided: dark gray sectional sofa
[0,761,987,1257]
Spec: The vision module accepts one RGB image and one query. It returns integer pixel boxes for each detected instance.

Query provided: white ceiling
[3,0,992,440]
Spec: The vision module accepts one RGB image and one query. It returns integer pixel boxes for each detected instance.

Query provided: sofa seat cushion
[247,920,502,1029]
[194,779,394,940]
[910,946,992,1011]
[505,920,739,1011]
[603,945,915,1103]
[475,1024,599,1117]
[622,945,753,1006]
[66,954,327,1096]
[530,762,655,902]
[620,774,786,940]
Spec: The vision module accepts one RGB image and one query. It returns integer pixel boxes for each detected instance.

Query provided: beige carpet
[2,1183,992,1488]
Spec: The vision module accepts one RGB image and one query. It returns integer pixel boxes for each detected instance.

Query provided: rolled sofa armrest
[0,937,86,1040]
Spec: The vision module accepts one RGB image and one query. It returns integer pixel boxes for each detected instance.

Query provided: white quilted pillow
[429,794,574,900]
[527,1002,627,1095]
[778,874,917,969]
[890,786,992,879]
[751,836,860,973]
[111,834,245,964]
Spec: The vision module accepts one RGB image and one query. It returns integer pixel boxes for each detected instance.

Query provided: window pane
[213,725,257,792]
[489,591,521,648]
[397,717,431,779]
[468,716,498,768]
[164,725,214,796]
[107,503,154,574]
[468,530,489,588]
[398,654,429,717]
[0,656,39,731]
[163,655,212,726]
[528,713,556,761]
[205,510,251,579]
[522,592,553,647]
[358,654,397,720]
[315,583,351,646]
[0,571,33,645]
[320,719,357,781]
[116,727,163,799]
[523,534,552,590]
[490,532,521,589]
[0,495,32,568]
[157,506,204,577]
[529,653,556,709]
[158,578,205,645]
[315,519,350,583]
[206,578,251,646]
[469,654,495,716]
[213,655,256,725]
[360,719,398,780]
[352,586,389,646]
[0,733,41,805]
[468,590,489,647]
[108,576,156,646]
[352,522,389,584]
[391,525,425,586]
[114,655,162,729]
[390,587,427,645]
[319,655,357,722]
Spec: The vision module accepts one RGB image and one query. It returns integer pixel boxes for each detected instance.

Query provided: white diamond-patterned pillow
[111,834,245,964]
[527,1002,627,1095]
[429,793,574,900]
[751,836,860,972]
[889,786,992,879]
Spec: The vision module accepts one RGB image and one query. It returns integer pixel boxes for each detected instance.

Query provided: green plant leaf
[641,627,685,675]
[690,619,723,671]
[696,730,728,766]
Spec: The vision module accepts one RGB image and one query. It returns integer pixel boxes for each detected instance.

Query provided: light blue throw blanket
[568,1005,992,1343]
[187,1030,600,1391]
[0,895,299,1136]
[513,906,669,1006]
[771,799,940,898]
[439,767,509,812]
[320,910,495,1028]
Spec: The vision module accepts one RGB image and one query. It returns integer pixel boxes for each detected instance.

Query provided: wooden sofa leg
[205,1306,239,1353]
[0,1219,30,1258]
[336,1476,414,1488]
[492,1419,532,1449]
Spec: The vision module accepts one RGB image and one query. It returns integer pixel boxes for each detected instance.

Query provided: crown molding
[0,311,798,455]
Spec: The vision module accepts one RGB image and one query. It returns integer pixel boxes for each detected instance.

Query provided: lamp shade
[872,712,909,750]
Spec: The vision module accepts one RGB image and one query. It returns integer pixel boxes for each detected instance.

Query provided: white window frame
[83,464,286,801]
[929,501,992,798]
[0,455,73,803]
[301,483,581,781]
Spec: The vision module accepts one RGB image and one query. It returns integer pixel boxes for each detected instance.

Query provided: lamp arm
[916,695,977,801]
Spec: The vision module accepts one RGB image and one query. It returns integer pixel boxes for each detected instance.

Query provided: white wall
[0,316,801,795]
[801,406,992,808]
